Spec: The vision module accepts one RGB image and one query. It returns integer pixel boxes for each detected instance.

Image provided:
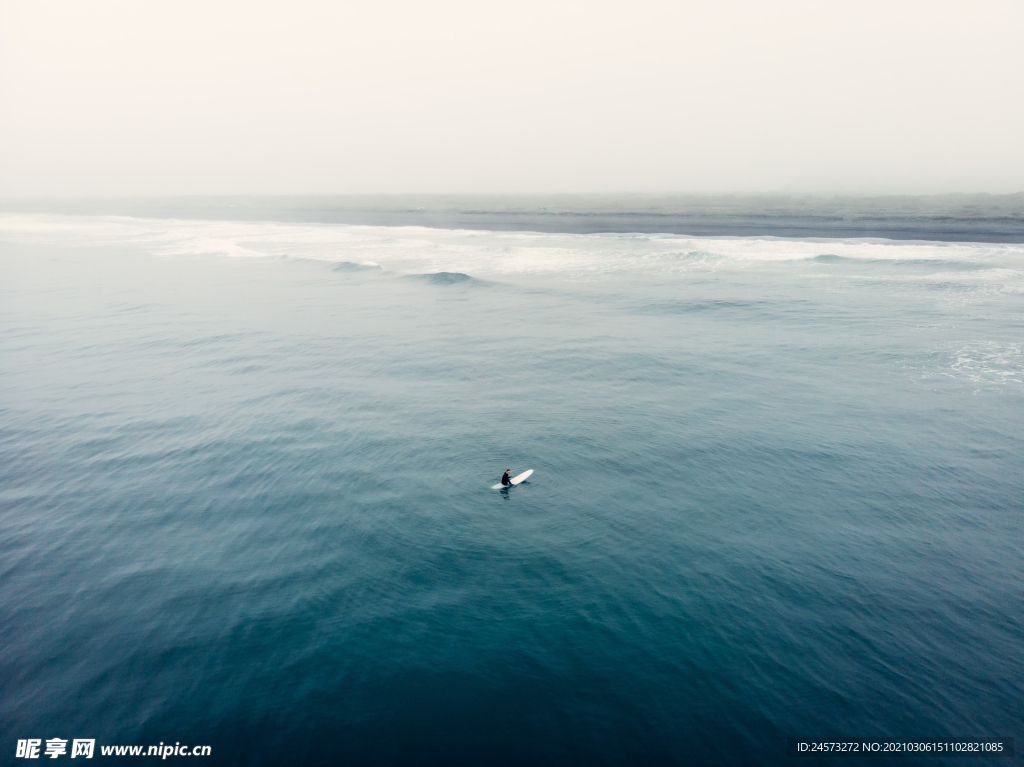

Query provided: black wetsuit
[501,472,512,486]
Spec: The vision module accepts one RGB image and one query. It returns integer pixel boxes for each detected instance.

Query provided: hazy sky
[1,0,1022,196]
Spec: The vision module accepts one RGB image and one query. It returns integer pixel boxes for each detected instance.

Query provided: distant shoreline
[4,194,1024,243]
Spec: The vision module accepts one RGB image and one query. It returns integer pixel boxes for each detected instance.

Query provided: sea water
[1,213,1022,765]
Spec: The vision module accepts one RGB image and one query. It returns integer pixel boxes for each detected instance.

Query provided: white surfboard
[510,469,533,485]
[492,469,533,489]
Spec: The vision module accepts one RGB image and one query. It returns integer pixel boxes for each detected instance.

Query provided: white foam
[2,213,1023,286]
[950,342,1023,388]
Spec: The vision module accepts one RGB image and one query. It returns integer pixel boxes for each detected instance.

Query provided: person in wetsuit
[501,469,512,486]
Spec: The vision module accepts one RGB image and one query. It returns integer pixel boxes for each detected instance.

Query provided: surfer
[501,469,512,486]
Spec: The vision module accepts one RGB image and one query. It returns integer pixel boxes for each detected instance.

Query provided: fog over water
[7,193,1024,242]
[1,0,1022,196]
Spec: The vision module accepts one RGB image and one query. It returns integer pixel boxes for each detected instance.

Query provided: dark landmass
[4,193,1024,242]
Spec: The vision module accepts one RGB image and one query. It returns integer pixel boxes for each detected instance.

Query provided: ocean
[1,206,1022,765]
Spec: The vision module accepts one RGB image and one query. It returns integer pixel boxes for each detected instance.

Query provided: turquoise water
[2,214,1022,765]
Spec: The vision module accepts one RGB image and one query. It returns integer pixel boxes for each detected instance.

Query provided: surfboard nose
[510,469,533,485]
